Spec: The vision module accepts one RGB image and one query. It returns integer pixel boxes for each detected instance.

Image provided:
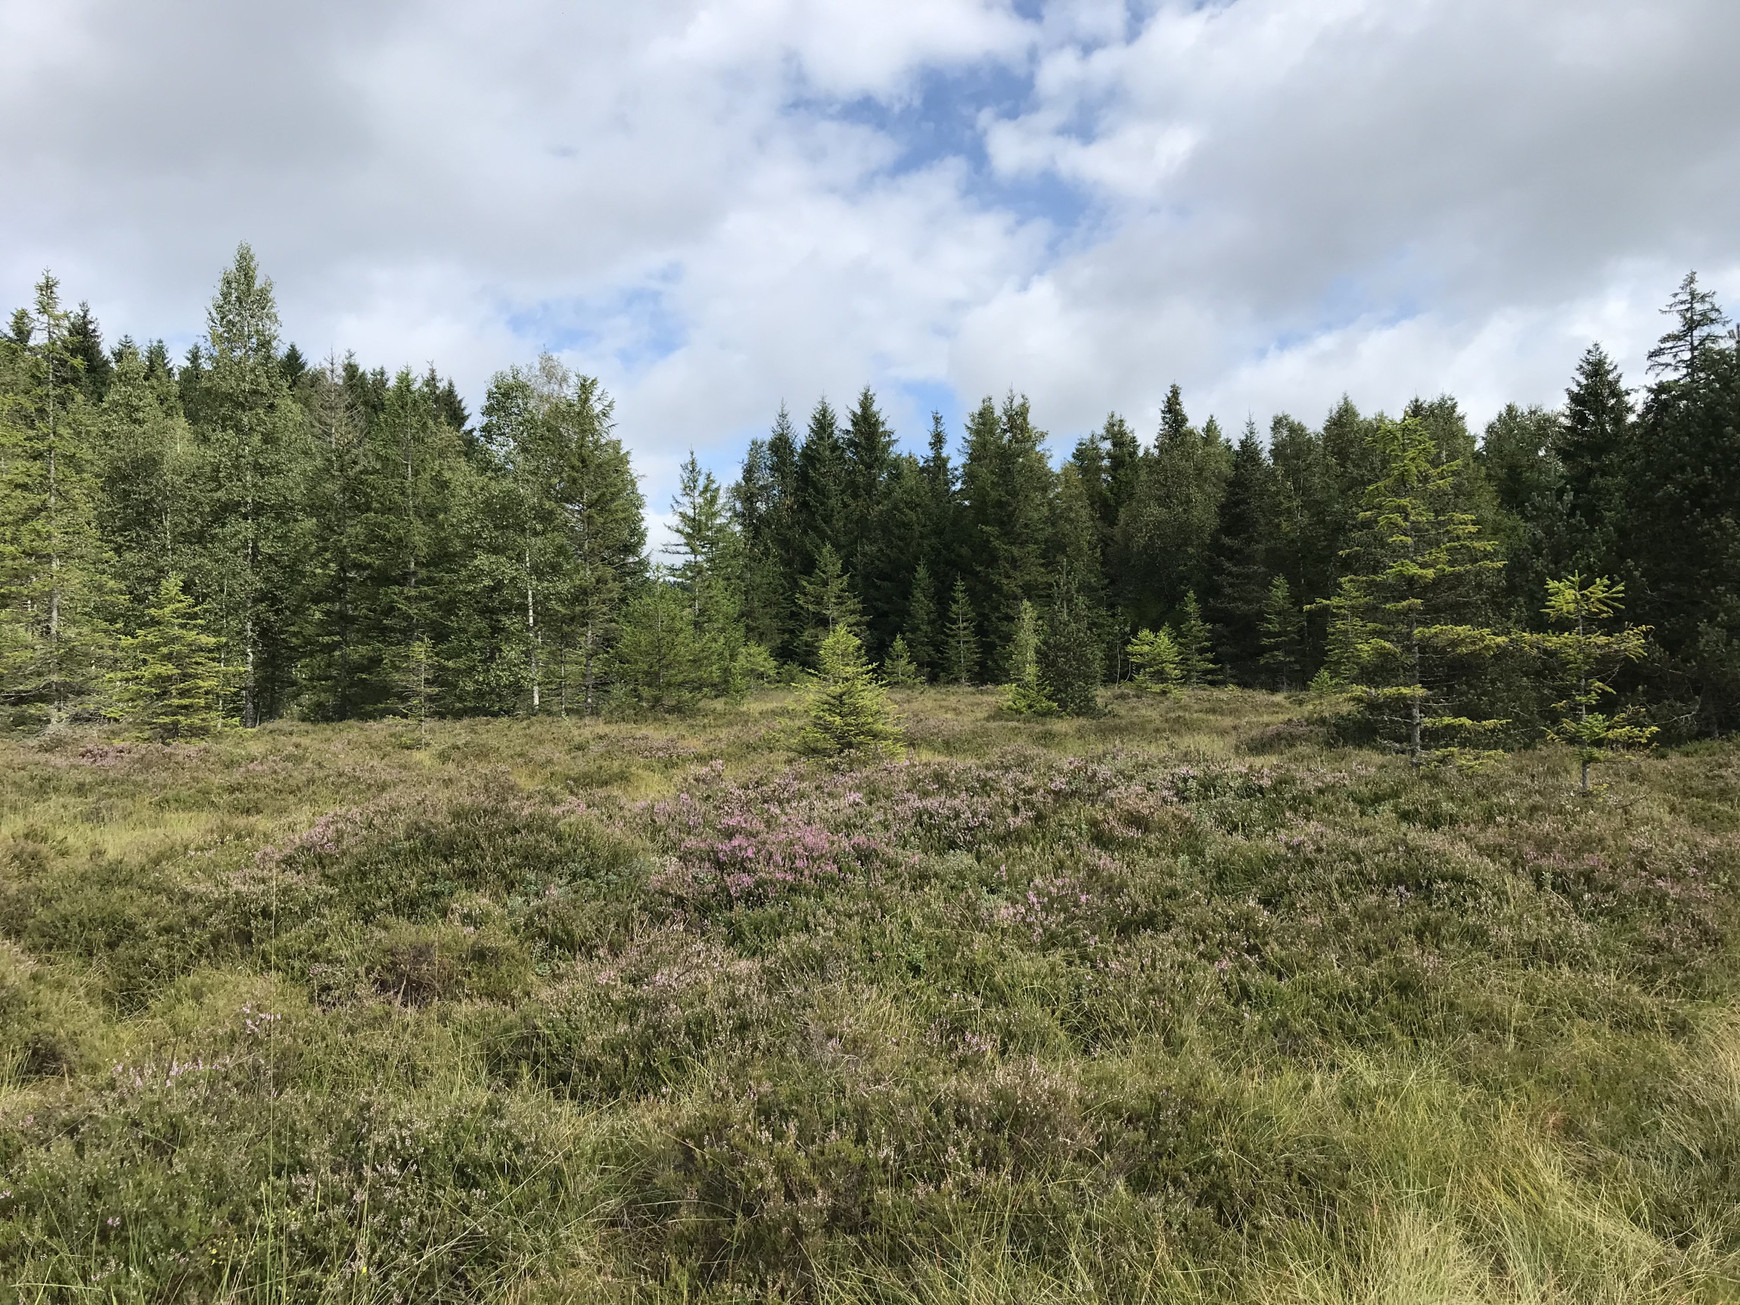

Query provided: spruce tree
[389,634,440,746]
[1552,344,1632,578]
[1258,575,1305,690]
[666,449,745,697]
[1326,416,1508,766]
[1528,574,1654,790]
[0,273,116,727]
[1624,274,1740,733]
[1001,600,1055,714]
[959,394,1054,677]
[1172,592,1218,686]
[881,634,921,687]
[1040,567,1102,716]
[904,561,940,677]
[799,625,902,757]
[945,578,979,685]
[195,244,309,724]
[796,543,864,656]
[1113,385,1230,629]
[1126,628,1183,695]
[608,579,709,713]
[1207,419,1276,683]
[796,397,848,574]
[114,574,228,742]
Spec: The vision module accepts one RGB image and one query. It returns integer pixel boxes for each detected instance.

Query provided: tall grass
[0,688,1736,1301]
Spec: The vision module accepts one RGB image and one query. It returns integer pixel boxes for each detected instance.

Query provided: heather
[2,688,1739,1302]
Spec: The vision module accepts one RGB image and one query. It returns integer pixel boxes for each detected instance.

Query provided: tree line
[3,246,1737,746]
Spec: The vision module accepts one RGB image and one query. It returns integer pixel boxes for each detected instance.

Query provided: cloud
[1,0,1736,526]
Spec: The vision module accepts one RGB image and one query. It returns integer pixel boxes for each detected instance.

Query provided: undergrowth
[1,687,1737,1302]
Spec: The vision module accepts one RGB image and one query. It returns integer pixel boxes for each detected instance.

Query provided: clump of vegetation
[1001,600,1056,714]
[113,573,231,741]
[798,625,903,755]
[1127,625,1183,693]
[1531,572,1656,789]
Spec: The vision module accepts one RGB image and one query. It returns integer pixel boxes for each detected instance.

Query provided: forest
[3,244,1739,751]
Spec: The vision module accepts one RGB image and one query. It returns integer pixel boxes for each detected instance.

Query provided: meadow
[1,687,1738,1303]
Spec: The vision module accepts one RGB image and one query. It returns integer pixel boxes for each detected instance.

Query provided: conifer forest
[6,246,1740,745]
[3,247,1740,1302]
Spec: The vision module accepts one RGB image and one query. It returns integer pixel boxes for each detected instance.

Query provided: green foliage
[945,577,980,685]
[3,702,1740,1297]
[1259,574,1305,689]
[1039,569,1103,717]
[796,542,865,659]
[1172,590,1218,686]
[880,633,921,687]
[1528,574,1656,789]
[113,573,231,741]
[903,560,940,678]
[1001,600,1056,715]
[798,625,903,755]
[607,580,709,713]
[1126,626,1183,694]
[1326,416,1509,766]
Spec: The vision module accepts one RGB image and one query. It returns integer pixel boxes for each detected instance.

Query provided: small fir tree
[1001,600,1056,714]
[881,634,921,687]
[904,561,940,679]
[799,625,903,756]
[1039,570,1103,717]
[1529,574,1656,791]
[796,543,864,656]
[1172,591,1218,686]
[945,579,979,685]
[608,580,710,713]
[1127,628,1183,695]
[389,634,440,746]
[1326,416,1508,766]
[1259,575,1305,690]
[114,574,229,742]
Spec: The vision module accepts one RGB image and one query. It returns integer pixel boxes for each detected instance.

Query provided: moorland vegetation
[2,692,1738,1301]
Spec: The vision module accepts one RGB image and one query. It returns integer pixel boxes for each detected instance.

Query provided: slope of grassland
[1,688,1738,1303]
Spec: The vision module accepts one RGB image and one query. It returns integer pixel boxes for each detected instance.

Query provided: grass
[0,685,1737,1302]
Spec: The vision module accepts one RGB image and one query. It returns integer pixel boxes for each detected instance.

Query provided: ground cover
[1,688,1737,1302]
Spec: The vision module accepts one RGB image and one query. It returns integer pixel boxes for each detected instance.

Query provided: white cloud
[1,0,1736,526]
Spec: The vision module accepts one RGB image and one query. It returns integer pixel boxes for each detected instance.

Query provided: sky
[3,0,1738,528]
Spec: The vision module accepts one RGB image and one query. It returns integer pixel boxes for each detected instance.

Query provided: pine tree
[882,634,921,687]
[1207,419,1276,683]
[1258,575,1305,690]
[1172,592,1218,686]
[1001,600,1054,714]
[1528,574,1654,790]
[114,574,228,742]
[796,543,864,655]
[1552,344,1631,578]
[1326,416,1509,766]
[608,579,710,713]
[666,449,745,697]
[1126,628,1183,695]
[904,561,940,678]
[195,244,309,725]
[799,625,902,756]
[389,634,440,747]
[960,394,1054,677]
[0,273,117,727]
[1040,567,1102,716]
[945,578,979,685]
